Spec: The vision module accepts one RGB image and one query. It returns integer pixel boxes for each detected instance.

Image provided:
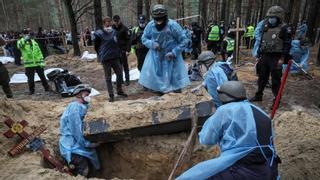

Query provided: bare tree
[200,0,208,29]
[137,0,143,17]
[105,0,113,17]
[144,0,151,20]
[63,0,93,56]
[94,0,102,29]
[307,0,320,45]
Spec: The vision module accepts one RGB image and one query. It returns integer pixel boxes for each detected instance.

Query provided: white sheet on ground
[9,68,64,84]
[0,56,14,64]
[81,51,97,61]
[112,68,140,82]
[89,88,100,96]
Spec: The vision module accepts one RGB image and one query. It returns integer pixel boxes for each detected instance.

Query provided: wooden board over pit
[84,90,215,142]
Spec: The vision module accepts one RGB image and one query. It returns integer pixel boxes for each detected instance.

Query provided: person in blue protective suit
[59,84,101,177]
[191,51,237,108]
[296,20,308,40]
[139,4,190,93]
[178,81,280,180]
[287,38,310,73]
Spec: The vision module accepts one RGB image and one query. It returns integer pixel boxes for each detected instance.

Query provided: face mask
[268,17,278,25]
[155,20,167,31]
[139,23,146,28]
[104,27,113,33]
[82,95,91,103]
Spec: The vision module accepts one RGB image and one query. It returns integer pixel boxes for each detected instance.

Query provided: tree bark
[105,0,113,18]
[201,0,208,29]
[63,0,81,56]
[94,0,103,29]
[307,0,320,45]
[246,0,253,25]
[144,0,151,20]
[220,0,226,22]
[317,44,320,66]
[235,0,242,18]
[1,0,9,31]
[137,0,143,17]
[259,0,264,21]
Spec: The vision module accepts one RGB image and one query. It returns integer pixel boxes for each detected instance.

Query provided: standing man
[0,37,13,98]
[178,81,280,180]
[207,20,221,53]
[113,15,131,86]
[59,84,100,177]
[17,29,50,95]
[139,4,190,93]
[131,15,149,71]
[244,23,255,49]
[93,17,128,102]
[190,22,202,60]
[220,31,235,61]
[250,6,292,104]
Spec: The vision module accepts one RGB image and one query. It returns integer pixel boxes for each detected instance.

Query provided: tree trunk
[94,0,103,30]
[157,0,163,4]
[63,0,81,56]
[246,0,253,25]
[259,0,264,21]
[221,0,226,22]
[307,0,320,45]
[137,0,143,17]
[285,0,294,23]
[215,0,219,22]
[235,0,242,18]
[225,0,230,24]
[317,44,320,66]
[144,0,151,20]
[105,0,113,17]
[1,0,9,31]
[201,0,208,29]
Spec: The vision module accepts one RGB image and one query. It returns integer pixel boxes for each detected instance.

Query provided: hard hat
[217,81,247,104]
[198,51,216,63]
[73,84,92,96]
[151,4,167,19]
[266,6,285,20]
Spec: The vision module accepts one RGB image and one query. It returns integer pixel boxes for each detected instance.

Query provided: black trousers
[102,58,123,97]
[255,53,282,98]
[25,66,50,93]
[192,42,201,60]
[136,48,148,71]
[120,50,130,82]
[245,37,254,49]
[207,41,219,54]
[70,153,89,177]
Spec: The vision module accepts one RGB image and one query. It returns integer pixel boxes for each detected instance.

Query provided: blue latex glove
[152,42,160,50]
[165,52,175,60]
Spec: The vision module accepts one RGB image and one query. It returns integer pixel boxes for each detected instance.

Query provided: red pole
[271,60,292,119]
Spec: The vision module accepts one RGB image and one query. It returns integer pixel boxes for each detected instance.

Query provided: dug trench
[1,48,320,179]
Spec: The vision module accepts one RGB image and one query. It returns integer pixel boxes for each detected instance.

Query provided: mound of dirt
[274,109,320,180]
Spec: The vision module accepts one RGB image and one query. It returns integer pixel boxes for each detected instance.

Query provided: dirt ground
[0,46,320,179]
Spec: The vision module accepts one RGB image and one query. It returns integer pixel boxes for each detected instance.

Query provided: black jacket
[113,23,131,52]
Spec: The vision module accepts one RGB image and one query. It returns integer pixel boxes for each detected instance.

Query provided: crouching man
[179,81,280,180]
[59,84,100,177]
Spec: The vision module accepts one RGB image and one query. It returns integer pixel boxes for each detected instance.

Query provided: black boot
[117,91,128,97]
[109,95,114,102]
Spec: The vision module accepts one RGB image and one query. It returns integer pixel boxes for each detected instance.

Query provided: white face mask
[83,95,91,103]
[104,27,113,33]
[139,23,146,28]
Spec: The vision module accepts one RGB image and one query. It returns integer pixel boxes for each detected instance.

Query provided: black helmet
[73,84,92,96]
[217,81,247,104]
[152,4,167,19]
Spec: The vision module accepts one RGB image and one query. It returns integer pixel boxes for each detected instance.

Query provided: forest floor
[0,46,319,180]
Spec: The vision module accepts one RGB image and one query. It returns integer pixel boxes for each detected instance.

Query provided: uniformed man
[207,21,221,54]
[221,31,235,61]
[244,23,255,49]
[131,15,149,71]
[250,6,292,104]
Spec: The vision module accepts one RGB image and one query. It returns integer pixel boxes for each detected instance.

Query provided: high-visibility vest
[226,37,235,52]
[208,25,220,41]
[245,26,254,38]
[17,38,44,68]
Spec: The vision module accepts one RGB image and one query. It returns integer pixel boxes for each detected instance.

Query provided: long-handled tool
[291,60,313,80]
[271,60,292,119]
[168,105,198,180]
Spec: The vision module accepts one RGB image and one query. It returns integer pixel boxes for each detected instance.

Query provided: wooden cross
[229,17,246,64]
[3,118,71,174]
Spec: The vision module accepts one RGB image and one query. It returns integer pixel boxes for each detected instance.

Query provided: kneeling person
[59,84,100,177]
[179,81,279,180]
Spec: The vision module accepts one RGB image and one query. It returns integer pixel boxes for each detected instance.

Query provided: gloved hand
[165,52,175,60]
[152,42,160,50]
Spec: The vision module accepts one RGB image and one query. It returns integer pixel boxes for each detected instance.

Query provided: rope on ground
[168,104,198,180]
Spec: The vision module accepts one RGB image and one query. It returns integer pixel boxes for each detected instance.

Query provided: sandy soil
[0,46,319,179]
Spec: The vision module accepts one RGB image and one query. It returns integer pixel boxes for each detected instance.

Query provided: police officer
[131,15,149,72]
[17,29,50,95]
[207,20,221,54]
[191,22,203,60]
[221,31,235,61]
[251,6,292,103]
[112,15,131,86]
[244,23,255,49]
